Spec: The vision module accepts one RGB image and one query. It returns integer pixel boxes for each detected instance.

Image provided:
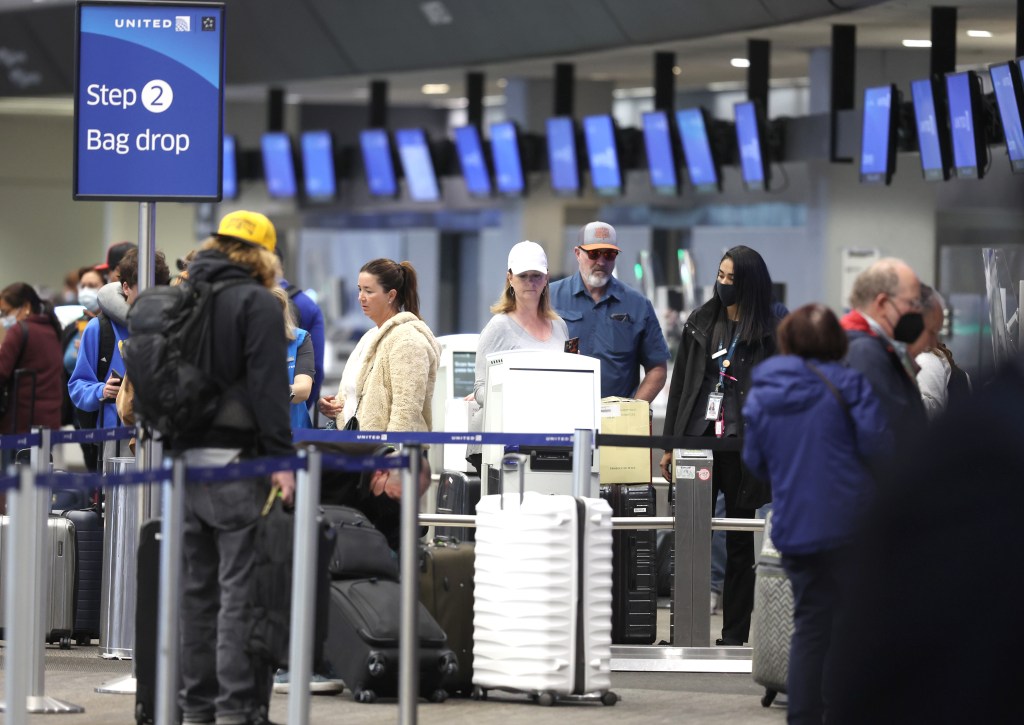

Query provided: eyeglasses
[891,295,923,312]
[580,248,619,261]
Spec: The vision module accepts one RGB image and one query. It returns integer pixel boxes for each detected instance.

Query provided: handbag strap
[805,360,854,428]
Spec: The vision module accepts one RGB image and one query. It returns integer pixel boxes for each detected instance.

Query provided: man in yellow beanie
[176,210,294,725]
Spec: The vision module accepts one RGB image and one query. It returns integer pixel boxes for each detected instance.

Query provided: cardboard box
[599,397,651,484]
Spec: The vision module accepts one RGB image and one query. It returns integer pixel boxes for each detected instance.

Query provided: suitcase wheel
[429,689,448,703]
[354,688,377,704]
[761,689,777,708]
[59,635,72,650]
[471,686,488,701]
[438,652,459,676]
[536,692,556,707]
[367,653,386,677]
[601,691,619,707]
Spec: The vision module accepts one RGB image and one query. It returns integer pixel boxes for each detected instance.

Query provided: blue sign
[546,117,579,194]
[582,115,622,195]
[490,121,525,196]
[359,129,398,197]
[641,110,678,194]
[74,1,225,201]
[453,125,492,196]
[911,79,947,181]
[675,108,719,192]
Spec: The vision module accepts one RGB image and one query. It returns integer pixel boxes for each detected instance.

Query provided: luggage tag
[704,392,724,421]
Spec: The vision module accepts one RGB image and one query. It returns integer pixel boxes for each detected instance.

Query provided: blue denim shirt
[549,273,670,398]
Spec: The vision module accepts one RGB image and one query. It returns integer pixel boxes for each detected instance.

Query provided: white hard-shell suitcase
[472,455,618,706]
[752,511,793,707]
[0,514,77,648]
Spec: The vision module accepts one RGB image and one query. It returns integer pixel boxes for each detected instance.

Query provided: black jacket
[178,250,293,457]
[663,297,781,442]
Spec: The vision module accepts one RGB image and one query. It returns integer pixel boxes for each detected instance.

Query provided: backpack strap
[96,315,116,383]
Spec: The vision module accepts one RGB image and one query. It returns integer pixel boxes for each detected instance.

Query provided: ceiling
[0,0,1019,110]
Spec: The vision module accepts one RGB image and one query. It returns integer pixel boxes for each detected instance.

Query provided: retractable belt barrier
[4,425,744,721]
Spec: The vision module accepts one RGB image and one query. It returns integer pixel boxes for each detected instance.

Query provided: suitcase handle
[499,453,527,510]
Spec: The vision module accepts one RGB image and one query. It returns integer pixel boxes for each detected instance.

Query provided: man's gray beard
[587,272,609,288]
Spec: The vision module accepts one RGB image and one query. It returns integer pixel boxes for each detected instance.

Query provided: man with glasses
[549,221,670,401]
[839,257,927,446]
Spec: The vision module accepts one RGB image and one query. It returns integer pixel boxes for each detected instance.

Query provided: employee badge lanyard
[705,333,739,438]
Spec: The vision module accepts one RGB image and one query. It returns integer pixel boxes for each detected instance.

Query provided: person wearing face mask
[548,221,670,401]
[68,247,170,469]
[59,267,108,467]
[839,258,927,447]
[659,245,786,647]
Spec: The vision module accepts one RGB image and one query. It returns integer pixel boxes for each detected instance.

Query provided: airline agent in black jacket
[659,245,784,647]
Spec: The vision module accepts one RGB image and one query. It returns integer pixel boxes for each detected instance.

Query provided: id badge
[704,392,724,421]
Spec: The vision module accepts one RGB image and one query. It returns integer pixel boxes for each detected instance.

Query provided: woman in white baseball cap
[466,240,569,473]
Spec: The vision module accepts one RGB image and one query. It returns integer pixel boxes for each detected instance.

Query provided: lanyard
[714,333,740,393]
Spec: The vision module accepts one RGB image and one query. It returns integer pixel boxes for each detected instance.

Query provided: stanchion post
[155,456,184,725]
[2,462,32,725]
[399,444,422,725]
[30,427,50,695]
[288,448,320,725]
[571,428,593,498]
[671,449,713,647]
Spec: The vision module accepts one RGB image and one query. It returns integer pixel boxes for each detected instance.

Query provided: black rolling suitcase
[134,519,180,725]
[600,484,658,645]
[324,578,458,704]
[53,506,104,645]
[420,540,474,695]
[435,471,480,542]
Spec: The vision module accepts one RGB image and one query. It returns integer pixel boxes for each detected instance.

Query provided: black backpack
[123,277,252,441]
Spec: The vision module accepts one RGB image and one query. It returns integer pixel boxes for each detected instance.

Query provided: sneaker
[272,667,344,695]
[272,668,290,694]
[710,591,722,615]
[309,672,344,694]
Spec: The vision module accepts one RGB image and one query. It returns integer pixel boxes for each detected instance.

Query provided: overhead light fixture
[672,65,682,76]
[902,39,932,48]
[730,58,750,69]
[421,83,450,95]
[966,29,993,38]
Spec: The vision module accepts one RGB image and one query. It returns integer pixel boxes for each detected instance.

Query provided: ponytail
[360,258,422,319]
[398,261,420,318]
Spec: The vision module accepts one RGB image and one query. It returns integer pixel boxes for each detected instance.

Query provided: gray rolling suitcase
[751,512,792,707]
[0,514,77,648]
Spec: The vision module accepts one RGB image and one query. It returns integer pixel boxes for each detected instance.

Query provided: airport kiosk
[481,349,602,497]
[427,333,479,474]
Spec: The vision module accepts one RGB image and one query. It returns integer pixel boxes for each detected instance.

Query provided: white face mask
[1,314,16,329]
[77,286,100,313]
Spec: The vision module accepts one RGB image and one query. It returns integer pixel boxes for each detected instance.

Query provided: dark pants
[712,450,755,644]
[179,475,272,725]
[781,547,852,725]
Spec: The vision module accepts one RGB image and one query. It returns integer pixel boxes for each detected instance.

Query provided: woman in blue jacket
[742,303,889,725]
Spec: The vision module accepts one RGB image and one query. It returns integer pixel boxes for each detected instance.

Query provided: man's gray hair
[849,258,902,310]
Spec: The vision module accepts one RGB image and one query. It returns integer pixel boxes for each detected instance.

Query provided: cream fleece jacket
[347,311,441,432]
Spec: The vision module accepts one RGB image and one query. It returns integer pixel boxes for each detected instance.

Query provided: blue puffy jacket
[742,355,891,555]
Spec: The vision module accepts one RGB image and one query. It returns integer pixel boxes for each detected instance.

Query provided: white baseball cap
[578,221,619,251]
[507,240,548,275]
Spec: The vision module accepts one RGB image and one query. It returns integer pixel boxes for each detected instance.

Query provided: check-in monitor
[945,70,988,179]
[989,62,1024,173]
[490,120,526,196]
[260,132,297,198]
[222,134,238,199]
[359,128,398,197]
[675,107,721,193]
[429,334,480,474]
[911,77,953,181]
[734,100,771,191]
[300,130,337,201]
[453,125,492,197]
[546,116,581,195]
[582,114,623,196]
[641,110,679,195]
[859,84,898,185]
[395,127,441,202]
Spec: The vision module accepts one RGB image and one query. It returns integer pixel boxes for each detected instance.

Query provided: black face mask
[892,310,925,344]
[716,281,738,308]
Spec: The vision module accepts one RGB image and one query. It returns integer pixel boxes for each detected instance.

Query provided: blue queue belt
[293,429,575,447]
[50,426,135,445]
[0,431,42,451]
[595,433,743,452]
